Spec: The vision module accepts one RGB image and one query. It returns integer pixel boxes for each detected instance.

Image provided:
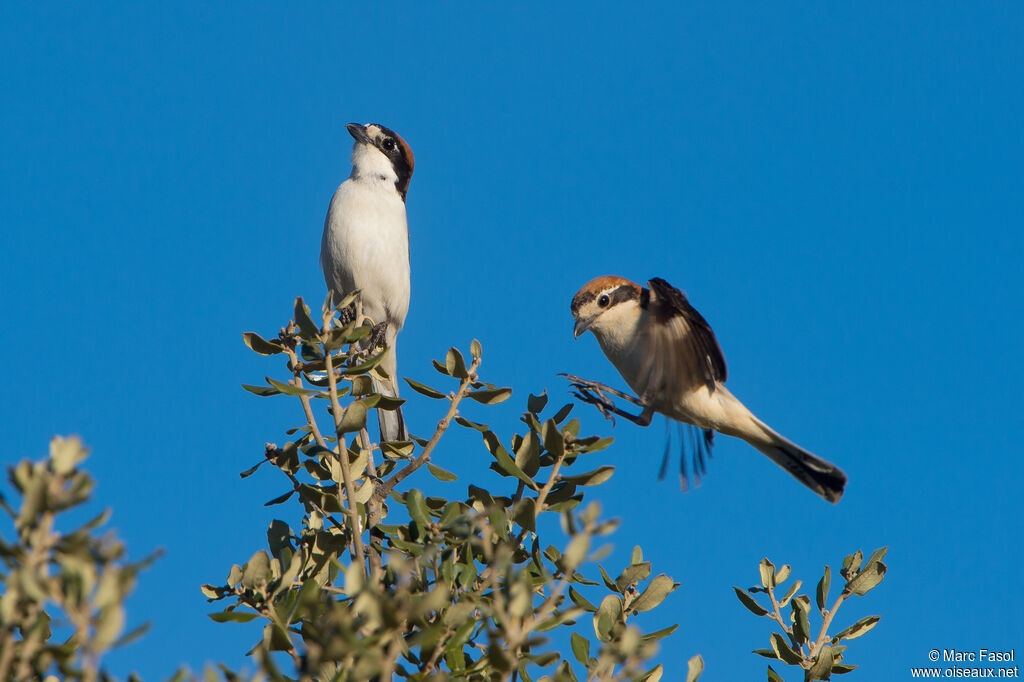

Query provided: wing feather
[646,278,727,391]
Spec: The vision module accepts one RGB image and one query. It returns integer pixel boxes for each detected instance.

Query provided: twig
[374,356,482,500]
[809,591,849,658]
[766,583,794,638]
[323,338,365,567]
[282,345,328,450]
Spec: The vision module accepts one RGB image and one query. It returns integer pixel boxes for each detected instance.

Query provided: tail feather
[748,418,846,503]
[372,375,407,443]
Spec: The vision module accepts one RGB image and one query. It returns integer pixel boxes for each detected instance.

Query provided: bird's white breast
[321,177,410,329]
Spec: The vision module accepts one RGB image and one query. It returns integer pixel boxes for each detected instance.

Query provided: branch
[809,590,849,658]
[374,356,482,500]
[323,341,365,567]
[282,345,328,450]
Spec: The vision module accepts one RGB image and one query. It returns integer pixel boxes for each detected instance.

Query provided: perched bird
[321,123,414,442]
[568,276,846,502]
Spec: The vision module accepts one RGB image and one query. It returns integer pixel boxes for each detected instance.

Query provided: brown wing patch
[647,278,727,386]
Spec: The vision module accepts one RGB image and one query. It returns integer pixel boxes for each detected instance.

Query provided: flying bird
[321,123,413,442]
[567,276,846,502]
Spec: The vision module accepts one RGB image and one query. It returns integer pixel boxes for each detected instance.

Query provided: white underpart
[321,140,410,382]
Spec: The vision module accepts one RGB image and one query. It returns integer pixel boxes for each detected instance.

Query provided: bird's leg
[369,321,389,353]
[559,374,655,426]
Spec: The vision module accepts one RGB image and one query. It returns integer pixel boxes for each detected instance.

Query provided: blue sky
[2,3,1022,679]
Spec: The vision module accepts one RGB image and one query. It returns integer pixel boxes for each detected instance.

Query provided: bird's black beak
[573,316,594,339]
[346,123,370,144]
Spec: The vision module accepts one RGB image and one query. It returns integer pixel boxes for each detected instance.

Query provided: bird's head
[570,276,645,340]
[346,122,415,200]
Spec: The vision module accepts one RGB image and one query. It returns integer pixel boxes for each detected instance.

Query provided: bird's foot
[559,374,621,424]
[369,321,389,353]
[558,373,654,427]
[337,304,356,327]
[558,374,646,407]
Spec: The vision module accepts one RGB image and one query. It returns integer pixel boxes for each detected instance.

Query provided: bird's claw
[571,388,617,425]
[369,321,389,353]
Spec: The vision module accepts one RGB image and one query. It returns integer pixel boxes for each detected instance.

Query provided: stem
[809,591,849,658]
[324,347,365,567]
[766,583,793,637]
[283,346,328,450]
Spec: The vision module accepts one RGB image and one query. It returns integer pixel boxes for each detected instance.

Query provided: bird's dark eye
[382,138,396,151]
[598,294,610,308]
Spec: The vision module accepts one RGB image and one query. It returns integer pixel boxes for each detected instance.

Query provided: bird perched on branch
[566,276,846,503]
[321,123,413,442]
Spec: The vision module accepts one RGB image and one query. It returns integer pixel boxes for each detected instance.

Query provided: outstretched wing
[643,277,727,393]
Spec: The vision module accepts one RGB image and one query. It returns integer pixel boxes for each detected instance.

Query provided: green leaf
[775,564,791,585]
[468,387,512,405]
[513,498,536,533]
[641,624,678,642]
[454,416,488,431]
[445,348,469,378]
[593,595,623,642]
[753,649,779,660]
[759,558,776,589]
[50,435,88,475]
[808,644,834,680]
[816,565,831,613]
[543,418,565,460]
[208,610,260,623]
[426,463,457,482]
[242,384,281,397]
[686,655,704,682]
[560,465,615,487]
[528,391,549,414]
[779,579,802,608]
[863,546,888,571]
[242,331,283,355]
[264,489,295,506]
[406,489,431,529]
[767,665,784,682]
[638,664,663,682]
[94,605,125,649]
[265,377,319,397]
[769,632,803,665]
[831,664,859,674]
[562,534,589,571]
[514,431,542,477]
[570,632,590,665]
[294,297,321,339]
[841,550,863,580]
[113,622,152,649]
[791,596,810,645]
[405,378,447,399]
[733,587,769,616]
[845,561,886,596]
[342,349,387,375]
[615,562,652,592]
[629,574,677,613]
[577,436,614,454]
[470,338,482,361]
[568,587,597,612]
[490,442,537,490]
[631,545,644,565]
[339,401,368,434]
[552,403,573,423]
[832,615,880,642]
